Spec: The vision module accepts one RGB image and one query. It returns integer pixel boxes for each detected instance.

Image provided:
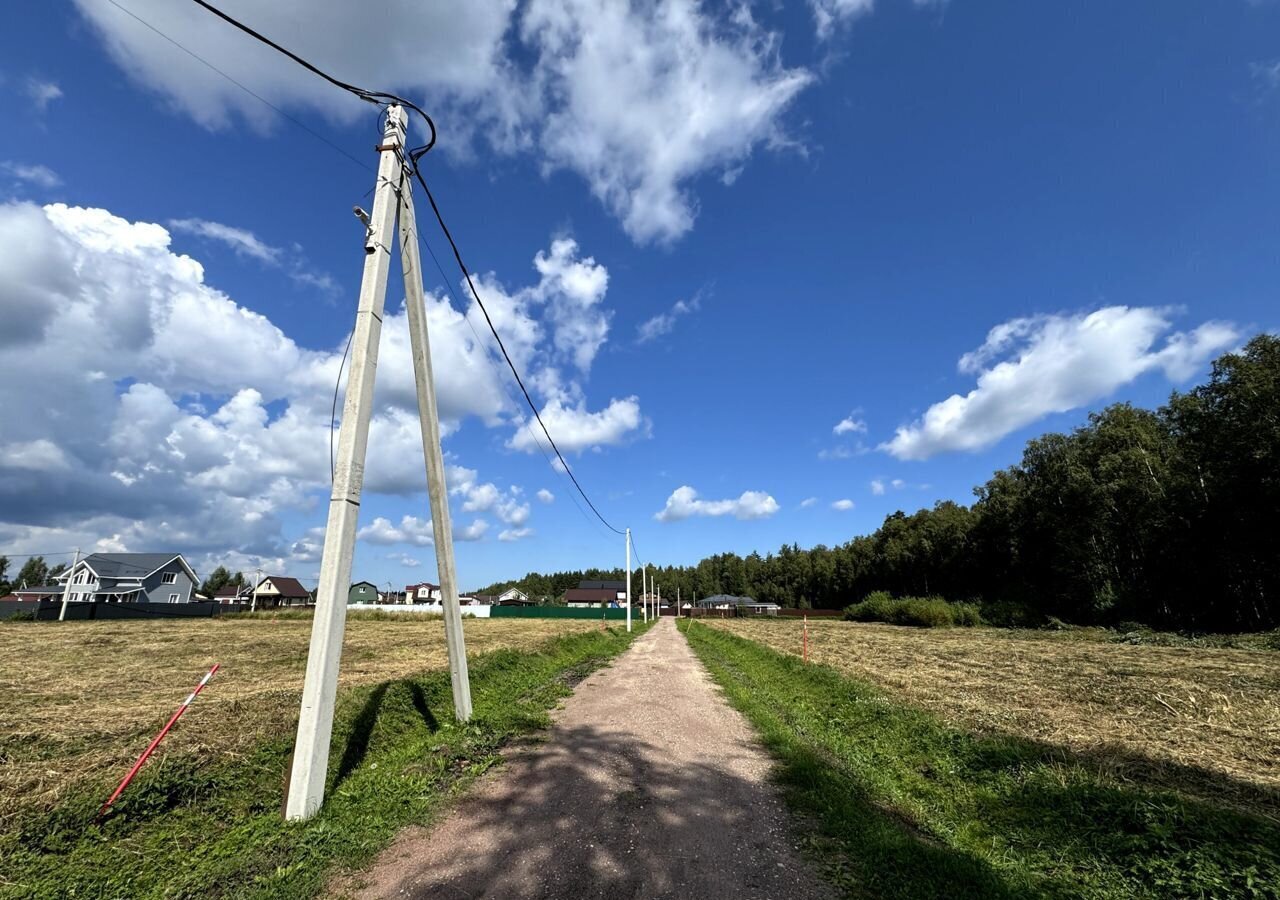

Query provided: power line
[408,165,627,536]
[186,0,436,160]
[403,188,621,545]
[184,0,628,538]
[104,0,371,172]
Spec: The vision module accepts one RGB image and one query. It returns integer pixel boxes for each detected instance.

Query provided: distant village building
[497,588,533,606]
[696,594,780,616]
[406,582,442,604]
[348,581,378,604]
[564,580,627,608]
[251,576,312,608]
[15,553,200,604]
[212,583,253,605]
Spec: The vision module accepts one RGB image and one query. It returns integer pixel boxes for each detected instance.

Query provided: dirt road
[344,618,835,899]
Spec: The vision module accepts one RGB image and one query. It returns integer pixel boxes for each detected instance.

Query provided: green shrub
[977,598,1045,628]
[844,593,984,628]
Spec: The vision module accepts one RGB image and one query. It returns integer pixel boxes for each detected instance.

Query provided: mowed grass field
[687,618,1280,898]
[704,618,1280,817]
[0,614,599,832]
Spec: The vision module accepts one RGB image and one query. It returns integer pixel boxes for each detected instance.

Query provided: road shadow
[356,722,1029,900]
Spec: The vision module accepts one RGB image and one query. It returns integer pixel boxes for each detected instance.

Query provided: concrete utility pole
[397,161,473,721]
[251,567,261,613]
[625,528,632,633]
[58,548,80,622]
[286,107,471,822]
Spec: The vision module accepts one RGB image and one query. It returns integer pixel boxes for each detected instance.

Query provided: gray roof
[82,553,187,579]
[698,594,769,607]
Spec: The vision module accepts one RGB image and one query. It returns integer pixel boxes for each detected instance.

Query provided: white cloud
[637,295,700,343]
[1,161,61,189]
[0,202,647,571]
[394,554,422,568]
[870,479,885,496]
[536,488,555,504]
[800,496,818,508]
[168,218,280,264]
[457,519,490,541]
[891,478,906,489]
[833,415,867,435]
[508,396,646,454]
[883,307,1240,461]
[357,515,435,546]
[498,527,535,542]
[167,216,337,295]
[24,78,62,111]
[0,439,71,472]
[461,482,501,513]
[831,499,855,511]
[71,0,812,245]
[810,0,874,39]
[655,485,780,522]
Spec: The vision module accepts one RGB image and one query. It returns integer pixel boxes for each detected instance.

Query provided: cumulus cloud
[882,307,1240,461]
[536,488,555,504]
[508,396,646,454]
[833,415,866,435]
[0,202,646,570]
[870,479,885,496]
[70,0,812,244]
[637,295,700,343]
[498,527,535,542]
[457,519,490,541]
[799,496,818,508]
[655,486,780,522]
[831,498,855,511]
[357,515,434,547]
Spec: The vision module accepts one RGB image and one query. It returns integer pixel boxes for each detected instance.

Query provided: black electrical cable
[406,164,627,536]
[105,0,370,172]
[187,0,436,158]
[183,0,626,538]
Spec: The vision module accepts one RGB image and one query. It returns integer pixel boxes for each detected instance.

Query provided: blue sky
[1,0,1278,591]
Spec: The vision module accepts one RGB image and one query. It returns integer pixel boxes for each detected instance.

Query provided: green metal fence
[489,605,630,620]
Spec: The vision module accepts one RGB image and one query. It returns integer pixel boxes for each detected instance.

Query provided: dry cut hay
[0,617,598,830]
[709,619,1280,819]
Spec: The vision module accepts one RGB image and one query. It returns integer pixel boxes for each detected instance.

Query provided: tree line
[479,335,1279,633]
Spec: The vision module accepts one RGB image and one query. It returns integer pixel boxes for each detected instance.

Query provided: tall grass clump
[844,592,983,628]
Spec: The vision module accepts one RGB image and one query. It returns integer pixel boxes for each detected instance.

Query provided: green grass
[680,620,1280,899]
[0,623,649,899]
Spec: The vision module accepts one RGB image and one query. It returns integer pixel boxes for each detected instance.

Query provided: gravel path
[342,617,836,899]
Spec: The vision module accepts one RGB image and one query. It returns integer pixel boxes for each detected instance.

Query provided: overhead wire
[180,0,628,538]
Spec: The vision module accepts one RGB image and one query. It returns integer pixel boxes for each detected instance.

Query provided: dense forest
[478,335,1280,633]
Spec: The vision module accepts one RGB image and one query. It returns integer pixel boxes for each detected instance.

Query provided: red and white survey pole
[96,663,220,820]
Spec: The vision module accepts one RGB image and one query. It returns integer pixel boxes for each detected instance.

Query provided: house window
[74,569,91,584]
[162,572,177,584]
[168,593,180,603]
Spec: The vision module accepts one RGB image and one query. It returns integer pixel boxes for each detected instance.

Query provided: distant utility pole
[251,567,261,613]
[58,548,80,622]
[625,528,632,633]
[641,565,647,623]
[286,106,471,822]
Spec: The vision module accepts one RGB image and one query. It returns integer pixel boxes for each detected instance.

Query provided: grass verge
[0,623,648,899]
[680,619,1280,899]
